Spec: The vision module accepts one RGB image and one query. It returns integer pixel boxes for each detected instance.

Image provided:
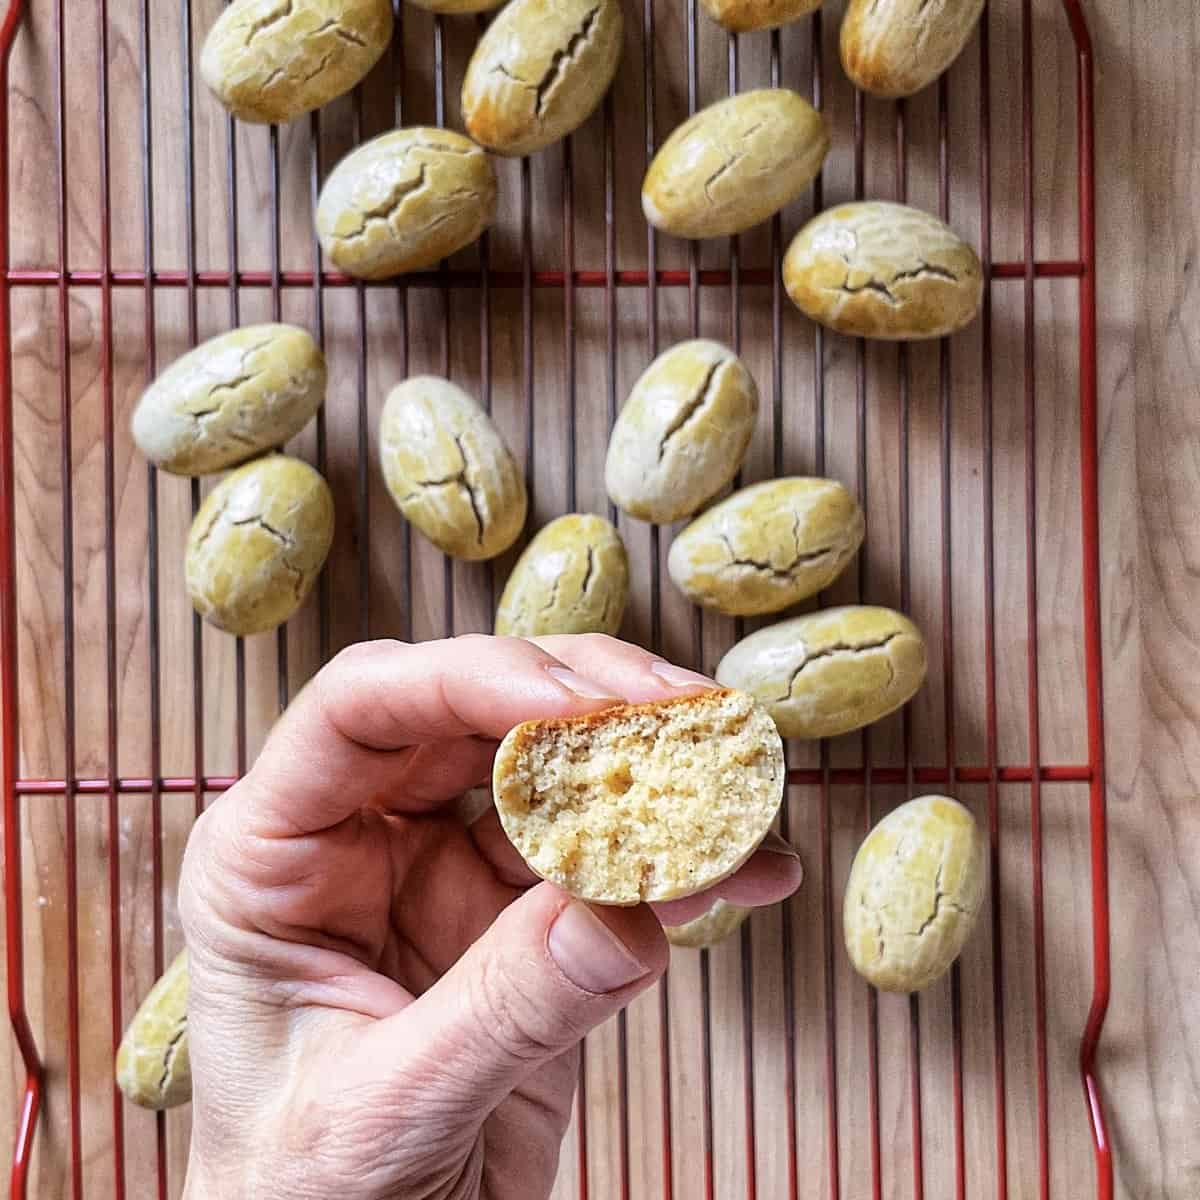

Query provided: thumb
[366,883,667,1117]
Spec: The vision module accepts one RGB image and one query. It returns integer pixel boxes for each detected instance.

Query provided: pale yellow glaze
[840,0,984,99]
[668,477,863,616]
[700,0,821,34]
[380,376,526,561]
[408,0,506,13]
[715,605,927,739]
[642,89,830,239]
[132,324,325,476]
[200,0,393,124]
[462,0,623,156]
[185,455,334,636]
[495,513,628,636]
[782,201,983,340]
[665,900,753,948]
[316,128,497,280]
[116,949,190,1110]
[843,795,985,992]
[605,339,758,524]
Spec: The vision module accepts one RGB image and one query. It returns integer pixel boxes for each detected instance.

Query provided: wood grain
[1,0,1195,1198]
[1090,3,1200,1198]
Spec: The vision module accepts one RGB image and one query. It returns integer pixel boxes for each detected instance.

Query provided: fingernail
[759,831,801,859]
[549,902,650,994]
[650,661,717,689]
[546,666,618,700]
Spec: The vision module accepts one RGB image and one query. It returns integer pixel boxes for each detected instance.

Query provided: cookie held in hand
[493,688,784,904]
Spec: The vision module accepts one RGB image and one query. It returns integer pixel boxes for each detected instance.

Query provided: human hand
[179,634,804,1200]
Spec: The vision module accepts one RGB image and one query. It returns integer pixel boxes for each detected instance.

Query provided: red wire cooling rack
[0,0,1109,1197]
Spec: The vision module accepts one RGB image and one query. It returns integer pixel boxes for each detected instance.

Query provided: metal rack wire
[0,0,1110,1197]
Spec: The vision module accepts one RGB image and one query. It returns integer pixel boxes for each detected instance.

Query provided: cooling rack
[0,0,1110,1196]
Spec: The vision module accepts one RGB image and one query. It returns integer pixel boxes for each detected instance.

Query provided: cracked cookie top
[316,128,497,280]
[700,0,821,34]
[379,376,527,562]
[495,513,629,638]
[840,0,986,99]
[668,477,864,617]
[185,454,334,636]
[642,89,830,239]
[200,0,394,125]
[132,324,325,476]
[116,950,191,1111]
[716,605,927,739]
[783,200,983,340]
[843,794,986,992]
[462,0,623,156]
[605,339,759,525]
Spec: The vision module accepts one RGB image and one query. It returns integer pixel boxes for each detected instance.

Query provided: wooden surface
[1,1,1196,1198]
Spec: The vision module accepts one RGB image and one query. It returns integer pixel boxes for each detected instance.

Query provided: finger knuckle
[455,632,495,649]
[326,637,405,676]
[314,639,405,741]
[474,632,535,660]
[575,631,622,655]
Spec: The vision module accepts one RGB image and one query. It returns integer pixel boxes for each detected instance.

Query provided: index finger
[241,635,620,837]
